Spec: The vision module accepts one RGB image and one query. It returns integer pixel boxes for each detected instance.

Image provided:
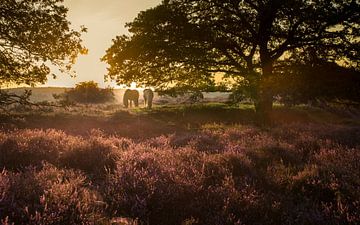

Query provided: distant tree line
[274,57,360,106]
[230,54,360,106]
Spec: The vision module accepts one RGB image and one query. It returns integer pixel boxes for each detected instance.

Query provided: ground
[0,103,359,225]
[1,102,358,137]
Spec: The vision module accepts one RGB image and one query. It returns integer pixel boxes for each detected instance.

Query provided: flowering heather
[0,123,359,224]
[0,164,105,224]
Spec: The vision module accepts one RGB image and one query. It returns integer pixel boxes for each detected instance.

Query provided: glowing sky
[45,0,161,88]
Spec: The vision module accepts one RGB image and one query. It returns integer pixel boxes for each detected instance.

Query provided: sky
[44,0,162,88]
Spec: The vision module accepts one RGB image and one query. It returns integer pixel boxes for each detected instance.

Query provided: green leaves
[0,0,87,87]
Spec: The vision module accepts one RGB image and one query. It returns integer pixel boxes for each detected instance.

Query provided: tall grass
[0,124,359,224]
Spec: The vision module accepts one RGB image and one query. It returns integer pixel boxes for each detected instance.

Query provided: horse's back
[144,89,154,99]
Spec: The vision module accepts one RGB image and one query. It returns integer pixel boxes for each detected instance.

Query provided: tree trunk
[255,63,274,124]
[255,87,273,123]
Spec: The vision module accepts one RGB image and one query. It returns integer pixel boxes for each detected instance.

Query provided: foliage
[187,91,204,103]
[156,81,228,104]
[0,0,86,110]
[0,129,122,178]
[273,53,360,106]
[0,164,105,225]
[157,87,204,103]
[229,80,258,104]
[157,81,230,97]
[102,0,360,117]
[0,0,87,87]
[0,122,359,224]
[202,81,231,92]
[0,90,57,113]
[0,90,33,111]
[228,88,247,104]
[53,81,115,104]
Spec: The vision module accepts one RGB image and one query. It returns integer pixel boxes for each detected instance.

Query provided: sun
[129,82,147,91]
[128,82,136,89]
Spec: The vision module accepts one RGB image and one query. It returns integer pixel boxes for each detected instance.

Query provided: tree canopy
[103,0,360,117]
[0,0,87,87]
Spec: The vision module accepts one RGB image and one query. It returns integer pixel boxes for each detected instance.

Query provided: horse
[143,89,154,109]
[123,89,139,108]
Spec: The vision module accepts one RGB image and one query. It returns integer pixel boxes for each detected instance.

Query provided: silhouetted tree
[0,0,87,107]
[54,81,115,104]
[103,0,359,121]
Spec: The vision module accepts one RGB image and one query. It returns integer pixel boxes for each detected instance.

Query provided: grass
[0,103,359,224]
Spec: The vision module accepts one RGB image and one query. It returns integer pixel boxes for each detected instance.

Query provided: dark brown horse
[123,89,139,108]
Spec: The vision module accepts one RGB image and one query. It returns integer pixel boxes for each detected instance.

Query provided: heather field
[0,104,360,225]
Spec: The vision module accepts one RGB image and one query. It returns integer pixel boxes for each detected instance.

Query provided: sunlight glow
[130,82,137,89]
[44,0,161,88]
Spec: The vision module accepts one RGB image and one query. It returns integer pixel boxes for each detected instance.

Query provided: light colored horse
[143,89,154,109]
[123,89,139,108]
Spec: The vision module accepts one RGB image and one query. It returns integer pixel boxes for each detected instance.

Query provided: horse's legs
[134,99,139,107]
[148,98,152,109]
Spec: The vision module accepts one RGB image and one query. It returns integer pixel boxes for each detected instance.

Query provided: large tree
[103,0,359,119]
[0,0,86,87]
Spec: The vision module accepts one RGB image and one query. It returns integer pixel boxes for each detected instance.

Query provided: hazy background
[44,0,161,88]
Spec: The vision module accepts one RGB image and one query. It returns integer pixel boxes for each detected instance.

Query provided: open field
[4,87,231,105]
[1,103,360,225]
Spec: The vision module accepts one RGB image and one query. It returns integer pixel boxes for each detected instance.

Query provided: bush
[0,164,105,225]
[103,147,255,225]
[188,91,204,103]
[0,124,359,224]
[0,129,72,170]
[228,80,256,104]
[59,131,121,178]
[273,60,360,106]
[54,81,115,104]
[0,129,124,178]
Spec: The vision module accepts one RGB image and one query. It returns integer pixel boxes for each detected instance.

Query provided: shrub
[273,60,360,106]
[0,129,125,179]
[0,124,359,224]
[188,91,204,103]
[54,81,115,104]
[290,148,360,224]
[167,132,225,153]
[59,132,121,178]
[0,164,105,225]
[0,129,72,170]
[228,80,256,104]
[103,146,262,225]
